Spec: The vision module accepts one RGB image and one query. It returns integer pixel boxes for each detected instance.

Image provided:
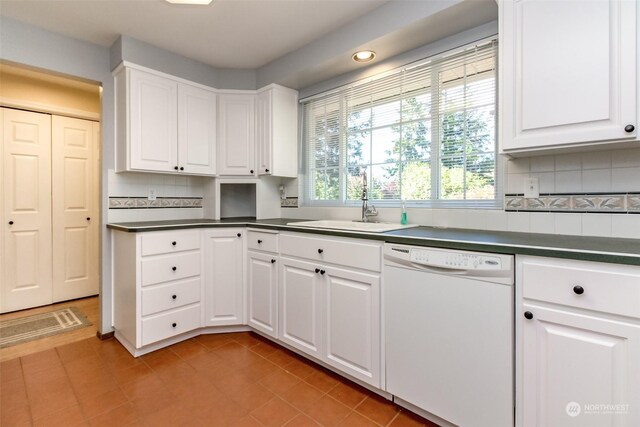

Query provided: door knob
[573,285,584,295]
[172,266,177,271]
[86,217,91,221]
[257,239,263,244]
[174,166,179,170]
[237,233,241,237]
[315,268,320,273]
[625,124,635,133]
[172,323,177,328]
[524,311,533,320]
[271,259,276,263]
[318,249,323,254]
[265,168,270,173]
[172,295,177,300]
[250,169,254,174]
[179,166,184,171]
[172,241,177,246]
[8,221,14,225]
[320,270,326,275]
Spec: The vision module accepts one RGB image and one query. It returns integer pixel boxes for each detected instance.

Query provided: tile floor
[0,332,439,427]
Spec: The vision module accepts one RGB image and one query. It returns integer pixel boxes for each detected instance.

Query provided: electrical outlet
[148,188,157,200]
[524,177,539,198]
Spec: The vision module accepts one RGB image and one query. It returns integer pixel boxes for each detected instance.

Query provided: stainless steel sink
[287,220,419,233]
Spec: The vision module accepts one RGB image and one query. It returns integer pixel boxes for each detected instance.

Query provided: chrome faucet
[360,171,378,222]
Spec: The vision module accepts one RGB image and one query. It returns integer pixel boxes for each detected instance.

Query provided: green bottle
[401,203,408,225]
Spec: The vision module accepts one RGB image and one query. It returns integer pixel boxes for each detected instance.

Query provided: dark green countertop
[107,217,640,266]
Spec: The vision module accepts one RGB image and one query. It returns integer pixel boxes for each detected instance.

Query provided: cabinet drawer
[247,230,279,253]
[520,256,640,318]
[141,230,200,256]
[141,304,201,346]
[141,252,201,286]
[280,233,382,272]
[141,278,201,316]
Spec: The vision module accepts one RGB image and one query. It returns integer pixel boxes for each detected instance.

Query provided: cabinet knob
[86,217,91,221]
[315,268,320,273]
[174,166,179,170]
[573,285,584,295]
[237,233,241,237]
[8,221,14,225]
[318,249,324,254]
[320,269,326,275]
[257,239,263,244]
[172,241,177,246]
[524,311,533,320]
[172,266,177,271]
[250,169,254,174]
[625,124,635,133]
[180,166,184,171]
[172,323,177,328]
[271,259,276,263]
[265,168,270,173]
[172,294,177,300]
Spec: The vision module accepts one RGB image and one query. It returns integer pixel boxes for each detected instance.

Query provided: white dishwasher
[384,243,514,427]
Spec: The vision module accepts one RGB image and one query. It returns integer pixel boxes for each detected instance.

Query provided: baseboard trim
[96,330,115,340]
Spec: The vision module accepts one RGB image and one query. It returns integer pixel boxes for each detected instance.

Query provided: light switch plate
[148,188,157,200]
[524,177,539,198]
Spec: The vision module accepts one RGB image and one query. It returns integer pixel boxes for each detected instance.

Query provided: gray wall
[111,35,257,90]
[0,16,114,333]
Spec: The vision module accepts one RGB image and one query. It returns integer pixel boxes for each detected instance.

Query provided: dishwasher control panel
[410,248,503,270]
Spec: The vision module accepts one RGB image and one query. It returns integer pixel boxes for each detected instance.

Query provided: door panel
[217,94,254,175]
[52,116,99,302]
[1,108,52,312]
[178,84,216,175]
[247,251,277,337]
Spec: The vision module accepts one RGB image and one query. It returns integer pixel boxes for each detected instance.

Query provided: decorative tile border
[505,193,639,213]
[281,197,298,208]
[109,197,203,209]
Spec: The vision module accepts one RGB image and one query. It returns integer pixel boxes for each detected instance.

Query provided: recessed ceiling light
[166,0,213,4]
[352,50,376,63]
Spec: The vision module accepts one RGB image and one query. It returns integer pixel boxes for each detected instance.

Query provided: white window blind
[302,39,499,207]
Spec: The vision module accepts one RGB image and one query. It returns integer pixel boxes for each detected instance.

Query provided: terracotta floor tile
[267,348,299,367]
[130,389,176,418]
[327,381,369,409]
[251,397,300,427]
[69,370,120,397]
[64,355,107,379]
[153,359,198,384]
[0,357,23,383]
[56,340,96,364]
[229,415,264,427]
[140,348,182,370]
[23,362,67,387]
[0,394,31,426]
[232,332,263,348]
[335,411,379,427]
[101,353,143,372]
[119,372,166,400]
[250,340,280,358]
[28,381,79,420]
[139,400,196,427]
[242,358,279,382]
[260,367,302,396]
[197,394,250,425]
[355,395,400,426]
[111,362,154,385]
[195,333,235,350]
[214,370,254,395]
[88,403,139,427]
[1,377,27,402]
[304,395,351,426]
[285,413,321,426]
[78,388,128,419]
[21,349,62,375]
[304,369,341,393]
[281,381,325,412]
[186,351,224,374]
[92,339,131,361]
[33,402,85,427]
[283,358,317,380]
[389,410,439,427]
[228,382,276,411]
[169,338,209,360]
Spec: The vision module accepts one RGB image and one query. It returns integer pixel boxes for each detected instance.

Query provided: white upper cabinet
[256,85,298,177]
[115,65,217,176]
[499,0,638,154]
[217,93,255,176]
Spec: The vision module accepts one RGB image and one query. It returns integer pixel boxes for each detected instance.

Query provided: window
[302,40,498,207]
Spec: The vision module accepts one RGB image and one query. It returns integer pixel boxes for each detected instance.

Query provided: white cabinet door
[520,304,640,427]
[324,266,380,387]
[202,229,244,326]
[256,86,298,177]
[178,83,216,176]
[279,256,323,358]
[247,250,278,338]
[217,94,255,176]
[129,69,178,172]
[1,108,53,313]
[51,116,99,303]
[500,0,637,152]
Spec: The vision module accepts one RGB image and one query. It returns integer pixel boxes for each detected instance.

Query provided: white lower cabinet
[279,257,323,358]
[278,232,382,388]
[247,251,278,338]
[517,256,640,427]
[202,228,244,326]
[324,266,380,386]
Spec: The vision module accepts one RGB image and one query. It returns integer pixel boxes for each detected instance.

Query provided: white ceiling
[0,0,388,69]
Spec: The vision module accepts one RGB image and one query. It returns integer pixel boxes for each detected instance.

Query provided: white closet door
[1,108,53,313]
[52,116,99,302]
